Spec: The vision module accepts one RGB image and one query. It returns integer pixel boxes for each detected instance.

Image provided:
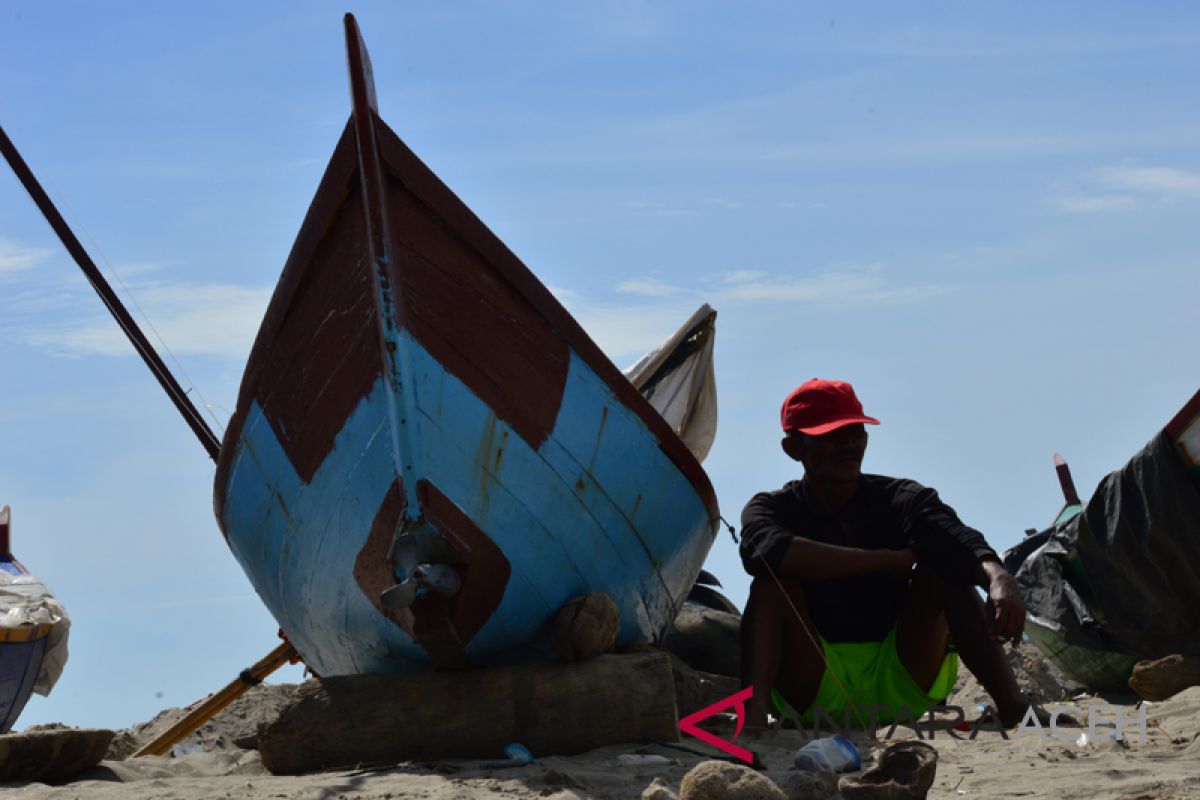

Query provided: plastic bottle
[792,734,861,773]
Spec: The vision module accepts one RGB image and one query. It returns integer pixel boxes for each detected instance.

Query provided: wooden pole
[0,505,10,561]
[0,124,221,461]
[1053,453,1082,506]
[133,640,298,758]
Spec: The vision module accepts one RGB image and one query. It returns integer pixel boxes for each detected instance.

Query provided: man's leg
[894,565,951,691]
[741,575,826,730]
[896,566,1028,726]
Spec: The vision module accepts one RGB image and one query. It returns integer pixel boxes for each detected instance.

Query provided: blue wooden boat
[0,506,58,733]
[212,16,720,676]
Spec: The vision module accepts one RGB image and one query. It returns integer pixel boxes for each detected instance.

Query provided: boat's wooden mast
[0,125,221,462]
[344,13,423,519]
[0,506,10,561]
[1053,453,1082,507]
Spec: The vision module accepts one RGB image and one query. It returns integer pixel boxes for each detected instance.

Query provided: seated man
[740,378,1029,731]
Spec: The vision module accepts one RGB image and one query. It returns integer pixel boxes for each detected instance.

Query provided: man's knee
[909,562,946,590]
[906,565,987,634]
[746,574,807,613]
[908,563,978,609]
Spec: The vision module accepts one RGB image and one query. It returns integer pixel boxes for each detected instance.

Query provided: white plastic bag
[0,570,70,696]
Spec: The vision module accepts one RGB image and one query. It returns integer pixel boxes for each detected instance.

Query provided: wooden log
[258,651,679,774]
[671,658,743,719]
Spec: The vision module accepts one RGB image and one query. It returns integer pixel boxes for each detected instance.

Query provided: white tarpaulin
[623,304,718,463]
[0,569,70,695]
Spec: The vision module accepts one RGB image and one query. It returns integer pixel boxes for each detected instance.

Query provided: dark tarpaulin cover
[1003,432,1200,660]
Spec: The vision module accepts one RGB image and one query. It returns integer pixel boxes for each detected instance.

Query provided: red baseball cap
[781,379,880,435]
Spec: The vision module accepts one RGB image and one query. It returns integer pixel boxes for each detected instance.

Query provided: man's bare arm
[774,538,915,580]
[975,556,1026,643]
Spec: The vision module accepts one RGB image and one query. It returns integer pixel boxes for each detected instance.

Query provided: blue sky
[2,3,1198,730]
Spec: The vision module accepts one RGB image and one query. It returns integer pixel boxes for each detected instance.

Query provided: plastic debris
[618,754,676,766]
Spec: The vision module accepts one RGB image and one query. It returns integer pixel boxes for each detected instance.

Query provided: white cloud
[547,284,582,306]
[1049,194,1137,214]
[576,302,700,364]
[717,265,945,305]
[716,270,769,285]
[574,1,668,40]
[98,260,175,279]
[0,239,52,274]
[1049,164,1200,214]
[624,200,702,218]
[633,263,942,306]
[584,263,946,359]
[616,277,688,297]
[1091,165,1200,198]
[17,260,940,367]
[21,283,271,360]
[624,198,746,217]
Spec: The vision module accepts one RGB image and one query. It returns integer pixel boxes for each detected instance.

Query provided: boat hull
[214,26,718,674]
[220,333,713,675]
[0,559,51,734]
[0,636,47,734]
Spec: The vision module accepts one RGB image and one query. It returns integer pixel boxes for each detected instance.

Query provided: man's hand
[880,548,917,580]
[979,558,1025,645]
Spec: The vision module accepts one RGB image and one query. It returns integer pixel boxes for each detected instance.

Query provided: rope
[754,549,870,731]
[41,168,227,438]
[738,525,869,731]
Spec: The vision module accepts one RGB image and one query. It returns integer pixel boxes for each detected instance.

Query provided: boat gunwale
[1165,387,1200,441]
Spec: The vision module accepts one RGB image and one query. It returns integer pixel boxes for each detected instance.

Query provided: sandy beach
[8,641,1200,800]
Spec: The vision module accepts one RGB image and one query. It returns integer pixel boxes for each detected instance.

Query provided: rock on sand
[679,760,786,800]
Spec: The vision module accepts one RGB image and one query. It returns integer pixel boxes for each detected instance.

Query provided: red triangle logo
[677,686,755,764]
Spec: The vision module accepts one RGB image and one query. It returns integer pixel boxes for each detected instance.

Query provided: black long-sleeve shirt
[739,474,998,642]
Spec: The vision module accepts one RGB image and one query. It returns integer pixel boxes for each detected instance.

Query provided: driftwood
[258,651,679,774]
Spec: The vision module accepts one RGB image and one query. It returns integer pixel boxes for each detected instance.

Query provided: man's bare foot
[992,689,1032,728]
[743,702,770,735]
[996,704,1030,729]
[1129,654,1200,701]
[744,710,772,734]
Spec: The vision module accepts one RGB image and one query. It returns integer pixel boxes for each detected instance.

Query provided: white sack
[624,304,718,463]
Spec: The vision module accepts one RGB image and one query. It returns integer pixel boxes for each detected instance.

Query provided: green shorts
[769,626,957,726]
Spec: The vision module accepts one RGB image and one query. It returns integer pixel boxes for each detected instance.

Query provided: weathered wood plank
[258,652,679,774]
